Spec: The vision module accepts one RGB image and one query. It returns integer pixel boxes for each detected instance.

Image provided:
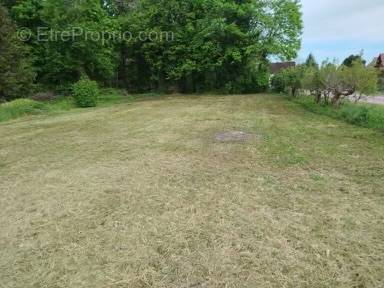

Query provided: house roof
[376,54,384,67]
[269,62,296,74]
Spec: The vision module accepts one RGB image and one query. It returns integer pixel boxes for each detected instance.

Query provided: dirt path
[361,96,384,105]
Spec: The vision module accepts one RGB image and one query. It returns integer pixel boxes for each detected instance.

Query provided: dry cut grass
[0,94,383,288]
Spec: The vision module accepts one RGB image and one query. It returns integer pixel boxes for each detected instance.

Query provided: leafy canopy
[0,4,35,101]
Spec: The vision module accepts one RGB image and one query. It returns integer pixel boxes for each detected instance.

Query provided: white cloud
[299,0,384,62]
[301,0,384,41]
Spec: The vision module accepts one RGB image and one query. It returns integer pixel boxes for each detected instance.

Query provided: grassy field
[1,94,383,288]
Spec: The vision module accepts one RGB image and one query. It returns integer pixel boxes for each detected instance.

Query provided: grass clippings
[1,94,383,288]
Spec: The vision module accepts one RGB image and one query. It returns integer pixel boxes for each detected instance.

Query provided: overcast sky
[298,0,384,64]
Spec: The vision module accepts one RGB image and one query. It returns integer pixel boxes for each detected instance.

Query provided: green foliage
[379,71,384,92]
[12,0,118,87]
[98,88,135,105]
[120,0,302,93]
[301,67,321,93]
[44,97,74,112]
[341,60,378,96]
[0,89,134,122]
[305,53,318,69]
[6,0,303,95]
[0,5,35,101]
[72,79,100,107]
[1,0,19,9]
[340,105,369,125]
[273,59,378,106]
[271,65,303,96]
[271,73,286,93]
[0,98,45,122]
[294,96,384,130]
[342,54,366,67]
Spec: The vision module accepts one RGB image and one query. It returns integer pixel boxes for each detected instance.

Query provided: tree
[0,5,35,101]
[341,60,378,102]
[284,66,304,97]
[5,0,303,94]
[120,0,302,92]
[271,65,304,97]
[12,0,118,88]
[342,54,366,67]
[305,53,318,69]
[319,60,377,107]
[1,0,18,10]
[272,59,378,107]
[318,62,340,105]
[302,66,322,102]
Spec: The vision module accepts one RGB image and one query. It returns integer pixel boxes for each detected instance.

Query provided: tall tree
[305,53,318,69]
[342,54,366,67]
[0,4,35,101]
[120,0,302,92]
[12,0,118,88]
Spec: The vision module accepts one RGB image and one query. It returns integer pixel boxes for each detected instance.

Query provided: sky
[298,0,384,64]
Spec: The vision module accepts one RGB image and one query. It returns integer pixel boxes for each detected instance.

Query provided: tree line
[0,0,303,101]
[271,54,379,107]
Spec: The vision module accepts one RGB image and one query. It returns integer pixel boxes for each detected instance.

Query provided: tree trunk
[332,92,342,107]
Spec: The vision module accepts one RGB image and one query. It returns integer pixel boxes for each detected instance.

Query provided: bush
[271,66,304,96]
[72,79,100,108]
[271,73,286,93]
[242,67,270,93]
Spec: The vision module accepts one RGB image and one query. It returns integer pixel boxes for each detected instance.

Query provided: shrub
[72,79,100,108]
[271,66,304,96]
[271,73,286,93]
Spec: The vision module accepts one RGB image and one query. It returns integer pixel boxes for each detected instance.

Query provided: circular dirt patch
[214,131,255,142]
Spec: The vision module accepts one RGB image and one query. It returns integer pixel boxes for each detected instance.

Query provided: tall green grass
[0,99,47,122]
[293,96,384,130]
[0,89,135,123]
[0,97,77,123]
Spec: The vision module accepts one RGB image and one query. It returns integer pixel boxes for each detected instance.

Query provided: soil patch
[214,130,255,142]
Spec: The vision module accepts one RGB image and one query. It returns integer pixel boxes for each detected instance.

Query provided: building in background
[373,54,384,71]
[269,62,296,75]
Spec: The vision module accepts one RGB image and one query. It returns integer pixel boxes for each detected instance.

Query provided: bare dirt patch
[214,130,255,142]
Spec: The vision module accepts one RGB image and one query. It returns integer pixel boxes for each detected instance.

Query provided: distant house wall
[374,54,384,91]
[374,54,384,71]
[269,62,296,75]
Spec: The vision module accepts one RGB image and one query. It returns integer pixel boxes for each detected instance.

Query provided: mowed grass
[0,94,383,288]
